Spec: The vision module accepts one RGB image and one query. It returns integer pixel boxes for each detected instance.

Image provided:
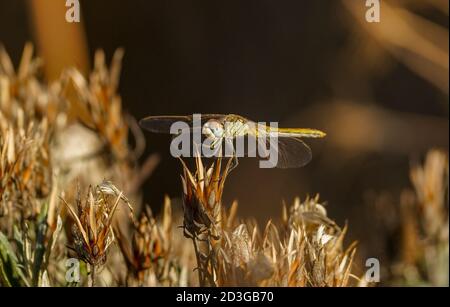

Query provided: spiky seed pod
[0,113,52,219]
[280,197,357,287]
[0,43,62,124]
[288,195,340,235]
[410,149,448,237]
[63,49,130,162]
[61,181,133,267]
[119,210,166,281]
[134,214,160,269]
[116,197,186,286]
[180,156,233,240]
[179,155,233,286]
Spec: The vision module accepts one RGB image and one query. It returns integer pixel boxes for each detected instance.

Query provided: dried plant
[0,113,52,222]
[116,196,189,286]
[60,181,133,286]
[397,149,448,286]
[410,149,448,240]
[0,44,57,222]
[369,149,449,286]
[215,196,358,287]
[0,44,66,144]
[178,155,359,287]
[62,49,130,163]
[180,156,233,286]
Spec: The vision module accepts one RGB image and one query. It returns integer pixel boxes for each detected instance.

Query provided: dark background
[1,0,448,266]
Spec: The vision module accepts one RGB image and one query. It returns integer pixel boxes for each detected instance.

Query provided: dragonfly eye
[202,120,224,139]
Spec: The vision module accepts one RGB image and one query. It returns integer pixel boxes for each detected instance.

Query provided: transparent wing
[269,136,312,168]
[139,115,193,133]
[139,114,227,134]
[242,129,313,168]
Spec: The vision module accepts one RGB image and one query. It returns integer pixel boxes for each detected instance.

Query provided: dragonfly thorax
[202,118,250,141]
[223,118,250,139]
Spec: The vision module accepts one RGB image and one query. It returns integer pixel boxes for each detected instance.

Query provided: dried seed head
[0,113,52,219]
[180,156,233,239]
[410,149,448,237]
[62,182,133,266]
[63,49,129,162]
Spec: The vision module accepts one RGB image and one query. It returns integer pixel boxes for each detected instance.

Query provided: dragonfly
[139,114,325,169]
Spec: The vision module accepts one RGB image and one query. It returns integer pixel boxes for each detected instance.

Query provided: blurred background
[0,0,448,285]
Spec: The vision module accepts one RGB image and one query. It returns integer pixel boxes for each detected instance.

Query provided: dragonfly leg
[222,138,239,172]
[201,137,223,158]
[228,153,239,173]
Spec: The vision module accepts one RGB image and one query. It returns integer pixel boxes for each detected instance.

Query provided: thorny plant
[180,156,233,286]
[395,150,448,286]
[63,49,132,163]
[61,181,133,286]
[179,155,359,286]
[367,149,449,286]
[0,44,448,287]
[0,115,51,221]
[0,44,54,223]
[408,150,449,286]
[117,197,189,286]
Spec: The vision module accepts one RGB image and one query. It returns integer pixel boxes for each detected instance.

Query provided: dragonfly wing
[139,115,193,133]
[139,114,228,134]
[269,136,312,168]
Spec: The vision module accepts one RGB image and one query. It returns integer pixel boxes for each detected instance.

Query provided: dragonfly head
[202,119,224,140]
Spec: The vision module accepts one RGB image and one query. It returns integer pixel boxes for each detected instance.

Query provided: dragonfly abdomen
[268,128,326,138]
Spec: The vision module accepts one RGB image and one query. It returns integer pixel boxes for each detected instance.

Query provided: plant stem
[90,264,96,287]
[191,237,204,286]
